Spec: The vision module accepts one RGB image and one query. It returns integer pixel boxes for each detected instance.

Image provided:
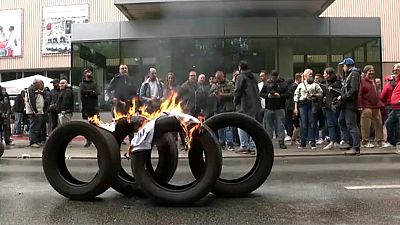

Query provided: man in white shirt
[139,68,163,113]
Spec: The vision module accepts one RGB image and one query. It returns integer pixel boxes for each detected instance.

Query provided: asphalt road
[1,155,400,225]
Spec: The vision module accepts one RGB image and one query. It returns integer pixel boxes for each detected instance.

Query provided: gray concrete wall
[72,17,381,42]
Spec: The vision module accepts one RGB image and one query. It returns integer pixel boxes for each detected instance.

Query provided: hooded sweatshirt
[233,70,261,120]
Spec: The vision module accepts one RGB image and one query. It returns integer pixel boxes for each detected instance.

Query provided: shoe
[298,144,306,149]
[84,141,92,148]
[324,136,331,142]
[227,145,235,151]
[311,143,317,150]
[284,136,292,141]
[361,143,374,148]
[344,148,360,156]
[382,142,395,148]
[6,142,15,146]
[30,143,41,148]
[323,142,334,150]
[316,138,324,145]
[339,141,351,150]
[279,141,287,149]
[235,148,250,154]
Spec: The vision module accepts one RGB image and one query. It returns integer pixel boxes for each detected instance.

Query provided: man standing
[210,70,235,150]
[177,70,204,117]
[56,79,74,125]
[79,67,100,147]
[49,79,60,132]
[260,70,289,149]
[383,63,400,149]
[25,78,45,148]
[12,90,25,135]
[337,58,361,156]
[139,68,163,113]
[106,64,138,115]
[234,61,261,154]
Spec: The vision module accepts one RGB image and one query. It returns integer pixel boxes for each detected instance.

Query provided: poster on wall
[0,9,22,57]
[42,4,89,54]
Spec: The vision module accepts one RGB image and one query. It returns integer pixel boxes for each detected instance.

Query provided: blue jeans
[238,128,255,149]
[385,109,400,145]
[14,112,23,134]
[338,108,360,149]
[265,109,285,141]
[218,127,233,147]
[29,115,41,145]
[325,108,340,142]
[299,103,316,144]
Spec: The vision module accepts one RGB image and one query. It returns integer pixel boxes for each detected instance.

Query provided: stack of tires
[42,112,274,205]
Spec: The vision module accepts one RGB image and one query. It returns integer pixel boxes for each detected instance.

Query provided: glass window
[24,71,45,77]
[279,38,329,77]
[47,70,70,79]
[1,72,17,82]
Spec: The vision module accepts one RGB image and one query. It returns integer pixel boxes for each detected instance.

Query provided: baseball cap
[338,58,355,65]
[50,78,60,84]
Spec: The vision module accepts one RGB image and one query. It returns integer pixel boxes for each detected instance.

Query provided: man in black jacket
[177,70,205,117]
[12,90,25,135]
[260,70,289,149]
[234,61,261,154]
[80,67,99,147]
[49,79,60,132]
[56,79,74,125]
[337,58,361,156]
[106,64,138,116]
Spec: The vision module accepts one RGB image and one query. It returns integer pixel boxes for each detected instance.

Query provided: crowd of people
[3,59,400,157]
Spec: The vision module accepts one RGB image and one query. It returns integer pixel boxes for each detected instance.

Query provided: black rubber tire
[0,142,4,158]
[188,112,274,197]
[42,121,121,200]
[132,115,222,205]
[110,118,179,196]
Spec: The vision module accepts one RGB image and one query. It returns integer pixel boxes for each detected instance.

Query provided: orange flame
[88,91,202,150]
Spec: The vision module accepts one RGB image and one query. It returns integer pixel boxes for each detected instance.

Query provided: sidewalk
[2,135,397,159]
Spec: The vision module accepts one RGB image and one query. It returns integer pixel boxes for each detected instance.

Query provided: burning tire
[0,142,4,157]
[42,121,121,200]
[188,112,274,197]
[111,118,178,196]
[132,116,222,205]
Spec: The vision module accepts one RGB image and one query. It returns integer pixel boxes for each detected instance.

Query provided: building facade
[0,0,125,82]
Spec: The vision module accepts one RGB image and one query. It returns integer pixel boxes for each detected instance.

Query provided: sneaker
[279,142,287,149]
[324,136,331,142]
[344,148,360,156]
[284,136,292,141]
[339,141,351,149]
[382,142,395,148]
[361,143,374,148]
[30,143,41,148]
[316,138,324,145]
[311,143,317,150]
[227,145,235,151]
[298,144,306,149]
[323,142,334,150]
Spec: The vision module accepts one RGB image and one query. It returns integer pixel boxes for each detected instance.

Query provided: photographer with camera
[294,69,323,150]
[260,70,290,149]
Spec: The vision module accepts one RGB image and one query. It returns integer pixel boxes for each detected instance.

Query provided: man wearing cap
[337,58,361,156]
[49,78,60,132]
[79,67,100,147]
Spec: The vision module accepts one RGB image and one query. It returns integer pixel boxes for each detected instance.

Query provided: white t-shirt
[149,80,159,98]
[258,81,265,109]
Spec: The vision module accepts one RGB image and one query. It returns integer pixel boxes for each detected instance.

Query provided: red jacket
[359,77,381,108]
[391,76,400,109]
[381,82,395,106]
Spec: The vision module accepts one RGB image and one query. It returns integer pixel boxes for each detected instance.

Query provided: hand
[274,93,280,97]
[112,97,119,103]
[268,93,273,98]
[294,108,298,116]
[358,108,363,111]
[337,96,341,100]
[327,86,332,90]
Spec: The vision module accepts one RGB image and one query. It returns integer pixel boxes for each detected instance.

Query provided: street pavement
[2,134,398,159]
[1,155,400,225]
